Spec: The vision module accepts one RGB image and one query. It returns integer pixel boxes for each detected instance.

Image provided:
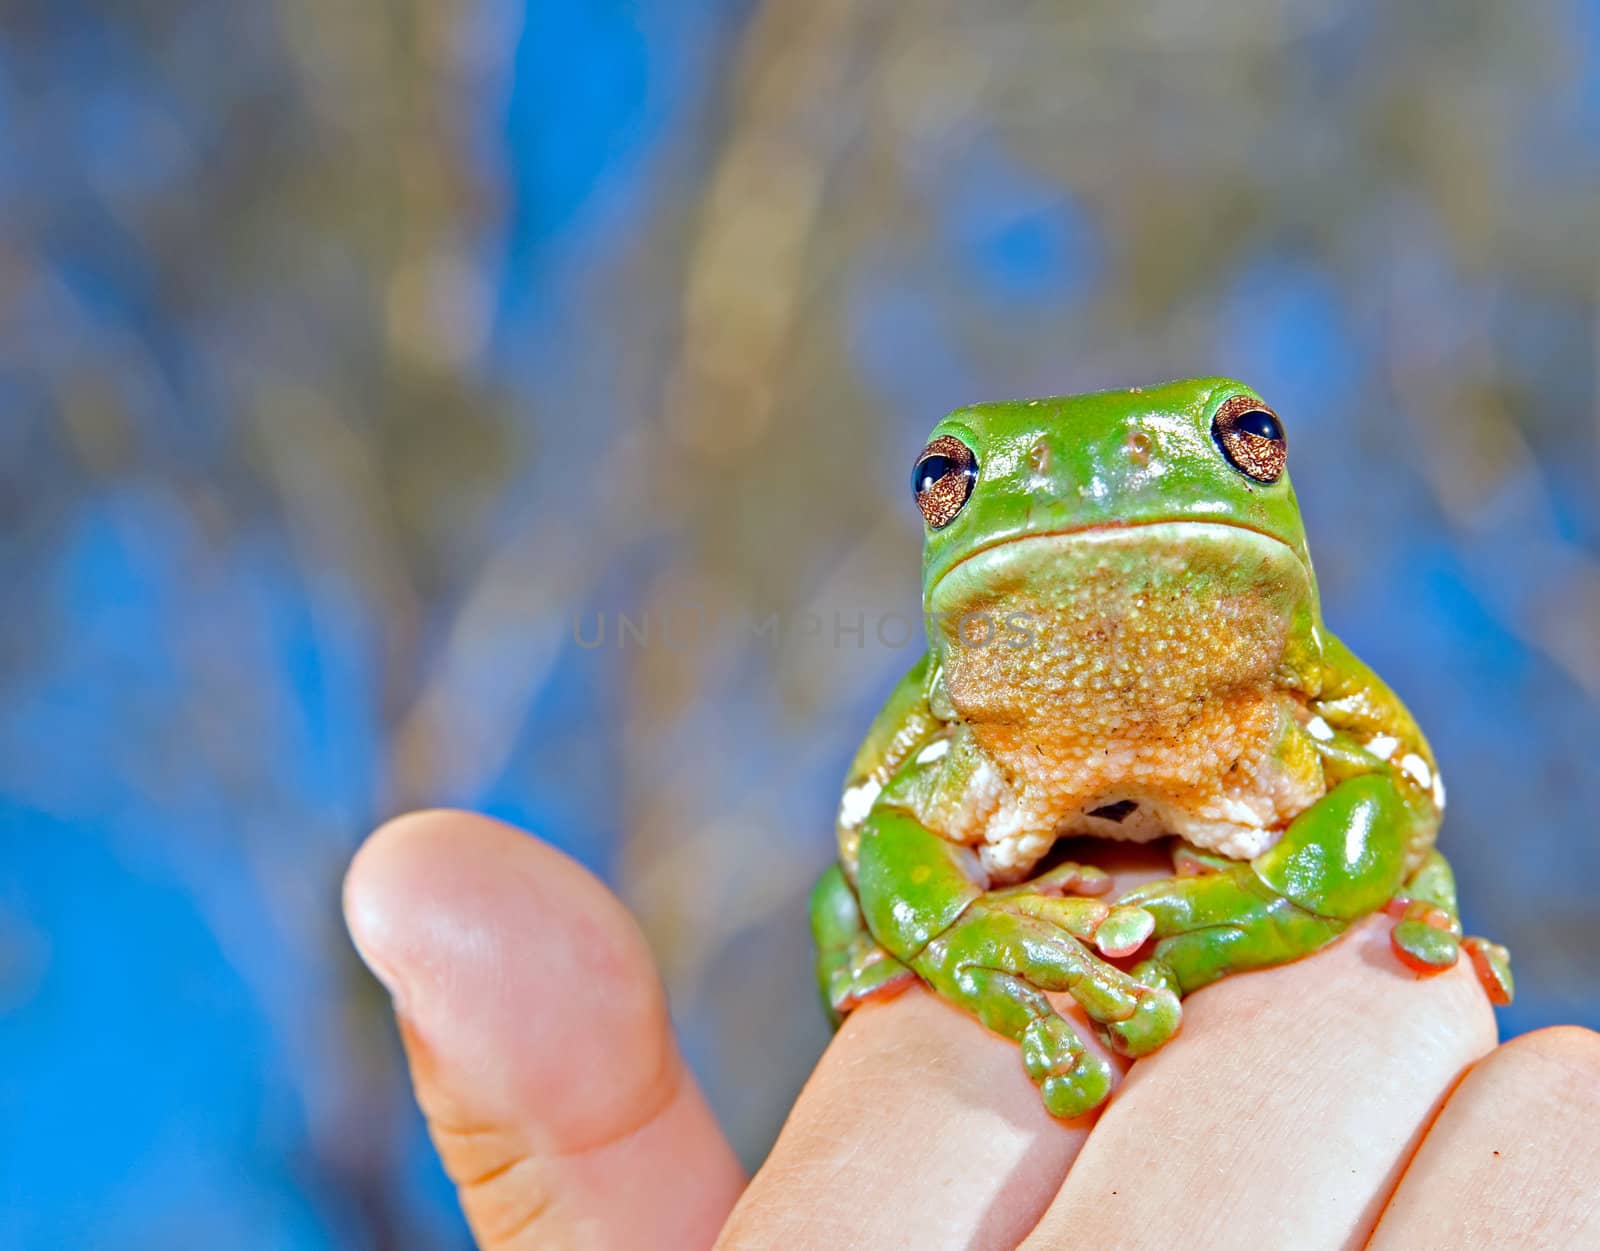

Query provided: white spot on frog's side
[1305,715,1335,742]
[1400,752,1432,791]
[1215,796,1265,825]
[1365,732,1400,761]
[838,778,881,829]
[1171,813,1279,860]
[977,773,1049,882]
[1432,770,1447,812]
[915,738,951,765]
[965,755,1009,820]
[980,830,1053,879]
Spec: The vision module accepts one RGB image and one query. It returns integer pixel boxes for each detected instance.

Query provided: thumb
[344,810,745,1249]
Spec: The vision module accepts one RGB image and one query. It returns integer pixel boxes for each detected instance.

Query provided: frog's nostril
[1028,438,1052,476]
[1125,430,1153,466]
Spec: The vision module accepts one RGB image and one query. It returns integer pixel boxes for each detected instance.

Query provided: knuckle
[427,1121,562,1249]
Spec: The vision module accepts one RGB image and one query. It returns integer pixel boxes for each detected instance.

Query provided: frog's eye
[1212,395,1287,484]
[912,435,978,528]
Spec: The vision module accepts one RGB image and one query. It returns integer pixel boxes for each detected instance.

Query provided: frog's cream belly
[962,691,1326,882]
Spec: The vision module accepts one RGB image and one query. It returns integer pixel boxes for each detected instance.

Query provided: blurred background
[2,0,1598,1245]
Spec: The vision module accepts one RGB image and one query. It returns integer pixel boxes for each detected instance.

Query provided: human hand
[343,810,1600,1250]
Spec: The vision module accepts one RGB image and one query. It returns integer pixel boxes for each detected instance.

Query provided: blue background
[2,2,1598,1246]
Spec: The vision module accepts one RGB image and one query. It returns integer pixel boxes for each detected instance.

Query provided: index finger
[717,986,1123,1250]
[717,848,1195,1249]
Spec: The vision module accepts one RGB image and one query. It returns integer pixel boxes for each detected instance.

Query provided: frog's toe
[827,936,915,1016]
[1094,904,1155,958]
[1022,1016,1114,1118]
[1002,894,1151,958]
[1384,896,1463,976]
[1040,1057,1115,1120]
[1020,1014,1077,1080]
[1390,918,1460,975]
[1028,861,1114,898]
[1102,984,1182,1058]
[1172,843,1236,877]
[990,861,1113,902]
[1462,936,1514,1007]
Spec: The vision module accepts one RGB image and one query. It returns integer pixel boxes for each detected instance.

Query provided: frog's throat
[921,519,1319,706]
[925,517,1310,609]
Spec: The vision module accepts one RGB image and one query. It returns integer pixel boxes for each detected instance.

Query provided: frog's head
[913,378,1322,728]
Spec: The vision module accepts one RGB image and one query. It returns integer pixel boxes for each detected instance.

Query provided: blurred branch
[1404,378,1600,699]
[621,0,877,924]
[661,0,874,462]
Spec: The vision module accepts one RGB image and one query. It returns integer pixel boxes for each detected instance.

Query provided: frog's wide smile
[927,517,1307,604]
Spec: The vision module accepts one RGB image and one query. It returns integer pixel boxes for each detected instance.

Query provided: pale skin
[344,809,1600,1250]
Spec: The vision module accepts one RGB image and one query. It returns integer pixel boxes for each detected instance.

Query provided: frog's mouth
[926,517,1308,612]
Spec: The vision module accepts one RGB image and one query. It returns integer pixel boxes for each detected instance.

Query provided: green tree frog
[811,378,1513,1119]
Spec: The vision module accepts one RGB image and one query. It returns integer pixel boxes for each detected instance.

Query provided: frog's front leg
[1118,774,1412,1002]
[855,807,1180,1118]
[810,856,1135,1021]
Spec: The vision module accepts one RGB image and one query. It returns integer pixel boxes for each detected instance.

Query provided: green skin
[811,378,1513,1119]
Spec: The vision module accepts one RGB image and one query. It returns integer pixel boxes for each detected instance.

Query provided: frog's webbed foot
[1000,893,1180,1055]
[1385,848,1463,974]
[850,810,1183,1118]
[1119,775,1425,1004]
[1386,897,1462,973]
[989,862,1152,957]
[826,935,916,1017]
[984,863,1178,1049]
[959,967,1113,1118]
[1120,791,1517,1020]
[916,900,1182,1116]
[815,859,1173,1115]
[995,892,1153,959]
[1387,909,1512,1005]
[811,865,915,1023]
[1384,851,1514,1006]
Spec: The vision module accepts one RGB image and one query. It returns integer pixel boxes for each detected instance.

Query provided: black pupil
[1233,410,1283,441]
[913,455,954,495]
